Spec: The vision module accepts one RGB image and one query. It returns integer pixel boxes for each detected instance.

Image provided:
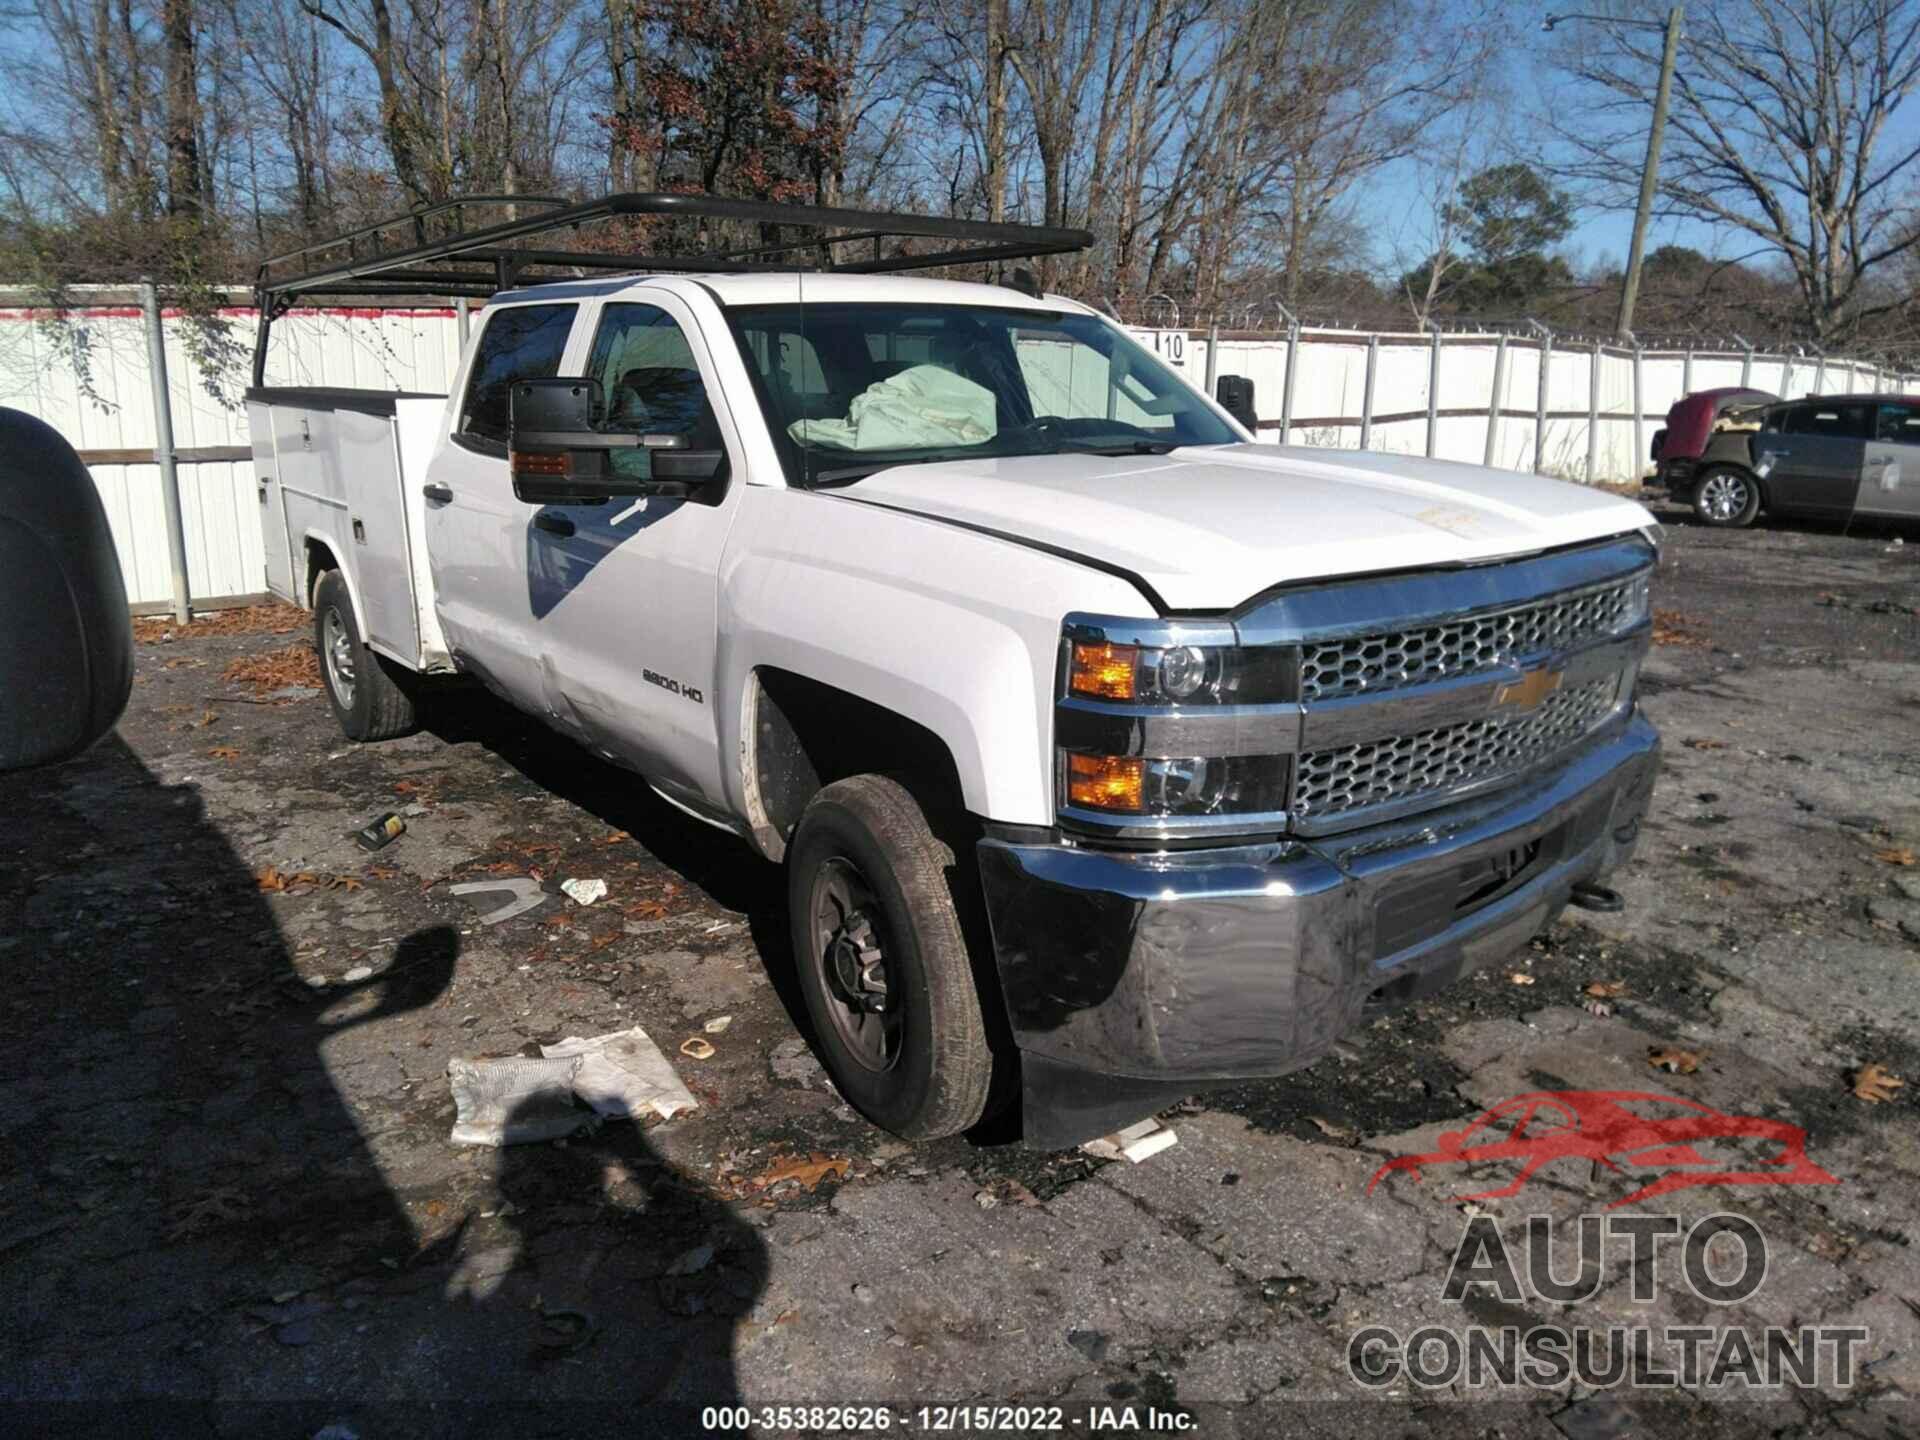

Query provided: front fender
[717,489,1151,830]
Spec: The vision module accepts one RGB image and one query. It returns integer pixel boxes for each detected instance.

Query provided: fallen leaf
[1853,1063,1905,1104]
[223,642,322,696]
[589,930,623,951]
[1651,608,1710,648]
[1648,1047,1704,1075]
[1508,971,1537,986]
[197,709,218,727]
[366,865,401,880]
[1872,847,1917,867]
[1683,737,1728,751]
[1309,1115,1356,1143]
[597,830,631,845]
[1585,980,1628,999]
[207,745,240,761]
[134,602,305,645]
[625,900,670,921]
[749,1153,851,1192]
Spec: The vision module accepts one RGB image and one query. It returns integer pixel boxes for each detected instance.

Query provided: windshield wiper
[1053,439,1178,456]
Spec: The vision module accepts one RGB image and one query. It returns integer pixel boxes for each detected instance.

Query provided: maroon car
[1651,386,1776,495]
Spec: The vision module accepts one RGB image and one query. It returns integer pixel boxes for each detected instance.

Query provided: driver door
[526,292,745,809]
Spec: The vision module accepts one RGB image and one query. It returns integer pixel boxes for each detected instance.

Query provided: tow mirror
[510,377,641,504]
[1215,374,1258,432]
[510,378,728,503]
[0,408,133,769]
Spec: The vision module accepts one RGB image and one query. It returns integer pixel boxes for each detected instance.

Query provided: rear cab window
[453,303,578,453]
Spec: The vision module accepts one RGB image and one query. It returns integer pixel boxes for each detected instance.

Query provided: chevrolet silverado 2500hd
[246,195,1662,1146]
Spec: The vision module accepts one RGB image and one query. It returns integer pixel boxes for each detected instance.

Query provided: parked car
[246,193,1663,1148]
[1649,386,1776,495]
[0,408,131,770]
[1670,393,1920,529]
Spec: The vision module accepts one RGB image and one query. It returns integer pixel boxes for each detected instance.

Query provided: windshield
[725,302,1239,485]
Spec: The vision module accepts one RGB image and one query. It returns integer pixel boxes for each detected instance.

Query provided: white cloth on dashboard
[790,364,996,450]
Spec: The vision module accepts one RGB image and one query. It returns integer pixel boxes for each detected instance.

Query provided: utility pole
[1616,5,1683,340]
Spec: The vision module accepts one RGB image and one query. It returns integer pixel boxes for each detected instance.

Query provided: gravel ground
[1,500,1916,1438]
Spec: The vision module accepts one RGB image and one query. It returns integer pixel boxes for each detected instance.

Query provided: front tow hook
[1569,881,1626,913]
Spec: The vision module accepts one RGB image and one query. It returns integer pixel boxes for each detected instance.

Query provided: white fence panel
[4,291,1916,612]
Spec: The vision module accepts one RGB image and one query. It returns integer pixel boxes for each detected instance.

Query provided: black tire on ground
[786,774,992,1140]
[313,569,418,741]
[1693,466,1761,528]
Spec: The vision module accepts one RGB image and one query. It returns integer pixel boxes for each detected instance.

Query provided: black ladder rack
[251,191,1093,385]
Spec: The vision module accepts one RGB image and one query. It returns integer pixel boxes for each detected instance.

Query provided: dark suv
[1672,394,1920,528]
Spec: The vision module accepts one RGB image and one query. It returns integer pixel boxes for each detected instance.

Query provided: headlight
[1620,571,1652,631]
[1058,616,1296,833]
[1066,635,1294,706]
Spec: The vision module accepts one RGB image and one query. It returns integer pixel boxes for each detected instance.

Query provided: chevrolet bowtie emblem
[1494,666,1564,710]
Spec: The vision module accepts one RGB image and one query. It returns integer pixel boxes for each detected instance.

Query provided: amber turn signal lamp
[1066,753,1145,812]
[511,450,571,476]
[1069,642,1138,700]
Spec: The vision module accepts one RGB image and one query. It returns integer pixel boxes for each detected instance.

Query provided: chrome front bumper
[978,712,1661,1146]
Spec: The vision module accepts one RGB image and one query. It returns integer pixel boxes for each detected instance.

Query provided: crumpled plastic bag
[790,364,996,451]
[447,1055,587,1147]
[541,1026,698,1122]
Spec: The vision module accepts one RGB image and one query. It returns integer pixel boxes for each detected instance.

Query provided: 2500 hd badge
[643,668,704,705]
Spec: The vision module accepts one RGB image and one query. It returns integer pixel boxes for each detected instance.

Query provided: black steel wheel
[786,775,991,1139]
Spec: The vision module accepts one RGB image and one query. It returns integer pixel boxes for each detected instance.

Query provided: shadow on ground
[0,734,768,1435]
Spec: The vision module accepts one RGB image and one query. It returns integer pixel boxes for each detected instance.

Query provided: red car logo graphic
[1367,1090,1839,1209]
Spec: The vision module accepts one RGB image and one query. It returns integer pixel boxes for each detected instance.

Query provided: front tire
[313,569,417,741]
[787,775,991,1140]
[1693,466,1760,528]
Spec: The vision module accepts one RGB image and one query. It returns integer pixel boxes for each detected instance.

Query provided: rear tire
[1693,466,1760,528]
[314,569,417,741]
[787,775,991,1140]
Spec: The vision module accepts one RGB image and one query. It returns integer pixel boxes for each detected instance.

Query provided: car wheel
[314,569,417,741]
[787,774,991,1140]
[1694,467,1760,528]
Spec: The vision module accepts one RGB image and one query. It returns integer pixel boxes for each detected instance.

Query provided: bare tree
[1551,0,1920,343]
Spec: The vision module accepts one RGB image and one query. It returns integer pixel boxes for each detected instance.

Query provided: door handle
[422,482,453,503]
[533,513,576,537]
[1867,455,1890,465]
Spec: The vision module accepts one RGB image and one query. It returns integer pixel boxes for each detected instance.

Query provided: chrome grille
[1293,677,1619,819]
[1299,576,1648,702]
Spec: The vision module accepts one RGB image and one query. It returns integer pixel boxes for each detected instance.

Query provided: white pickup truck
[246,195,1662,1147]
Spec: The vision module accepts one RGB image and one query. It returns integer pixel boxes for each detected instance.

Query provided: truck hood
[844,443,1656,611]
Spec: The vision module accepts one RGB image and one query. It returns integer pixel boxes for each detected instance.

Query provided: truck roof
[491,271,1084,313]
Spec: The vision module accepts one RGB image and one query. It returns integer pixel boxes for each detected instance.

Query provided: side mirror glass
[1215,374,1258,432]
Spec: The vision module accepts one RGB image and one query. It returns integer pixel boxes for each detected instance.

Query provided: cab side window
[455,303,577,450]
[1877,403,1920,446]
[585,303,723,482]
